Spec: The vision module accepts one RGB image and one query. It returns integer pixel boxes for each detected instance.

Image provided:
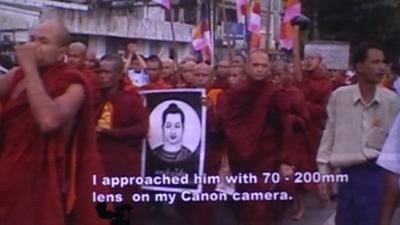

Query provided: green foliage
[303,0,400,60]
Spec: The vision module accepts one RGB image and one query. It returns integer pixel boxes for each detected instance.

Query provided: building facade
[0,0,282,63]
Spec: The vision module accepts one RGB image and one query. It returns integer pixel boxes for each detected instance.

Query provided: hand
[279,164,295,178]
[96,127,109,134]
[15,42,38,70]
[127,43,139,55]
[318,182,331,207]
[201,96,212,108]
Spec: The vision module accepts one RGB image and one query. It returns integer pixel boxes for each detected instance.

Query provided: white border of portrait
[140,89,207,193]
[147,100,201,152]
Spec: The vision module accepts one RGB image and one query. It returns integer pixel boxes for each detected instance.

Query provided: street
[147,193,400,225]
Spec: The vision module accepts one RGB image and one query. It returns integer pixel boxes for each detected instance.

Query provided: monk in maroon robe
[95,54,149,224]
[162,58,179,88]
[220,51,293,225]
[67,42,100,107]
[177,61,197,88]
[140,55,172,91]
[210,59,229,89]
[276,65,318,221]
[299,53,333,156]
[0,20,107,225]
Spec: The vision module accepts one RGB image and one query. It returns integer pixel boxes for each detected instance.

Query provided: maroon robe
[300,69,333,155]
[139,79,171,91]
[162,73,180,88]
[210,76,228,90]
[96,88,149,222]
[280,84,317,191]
[0,63,107,225]
[219,78,292,225]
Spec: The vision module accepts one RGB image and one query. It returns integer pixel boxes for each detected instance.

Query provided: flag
[192,1,213,62]
[236,0,249,24]
[153,0,171,9]
[249,0,262,50]
[279,0,301,49]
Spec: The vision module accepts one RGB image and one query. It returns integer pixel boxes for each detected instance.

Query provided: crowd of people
[0,19,399,225]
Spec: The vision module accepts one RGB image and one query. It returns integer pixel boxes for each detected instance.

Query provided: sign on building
[304,41,350,70]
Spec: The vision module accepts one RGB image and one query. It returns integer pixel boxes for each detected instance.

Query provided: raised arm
[16,43,85,133]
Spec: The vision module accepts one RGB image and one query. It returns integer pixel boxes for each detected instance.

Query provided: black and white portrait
[141,89,206,193]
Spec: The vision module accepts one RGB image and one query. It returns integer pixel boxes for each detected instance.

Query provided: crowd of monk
[0,19,399,225]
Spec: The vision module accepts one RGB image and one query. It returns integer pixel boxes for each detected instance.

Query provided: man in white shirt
[377,113,400,225]
[317,42,400,225]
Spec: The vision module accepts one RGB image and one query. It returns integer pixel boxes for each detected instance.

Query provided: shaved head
[194,63,212,74]
[180,55,196,65]
[181,61,197,85]
[67,42,88,68]
[84,50,98,69]
[193,63,213,88]
[29,19,71,67]
[182,61,197,70]
[162,58,176,77]
[68,42,87,54]
[247,50,270,81]
[217,59,229,77]
[35,19,72,47]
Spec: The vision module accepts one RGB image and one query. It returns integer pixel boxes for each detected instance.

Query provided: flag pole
[222,0,234,64]
[245,0,252,56]
[265,0,272,50]
[169,6,178,65]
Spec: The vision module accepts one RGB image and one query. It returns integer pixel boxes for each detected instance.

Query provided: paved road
[146,193,400,225]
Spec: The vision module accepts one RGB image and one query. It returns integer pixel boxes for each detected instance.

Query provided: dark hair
[100,54,124,74]
[352,42,384,66]
[146,54,162,69]
[162,103,185,126]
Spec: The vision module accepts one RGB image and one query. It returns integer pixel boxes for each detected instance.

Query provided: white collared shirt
[377,113,400,187]
[317,84,400,174]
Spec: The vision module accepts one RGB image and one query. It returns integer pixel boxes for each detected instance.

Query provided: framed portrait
[141,89,206,193]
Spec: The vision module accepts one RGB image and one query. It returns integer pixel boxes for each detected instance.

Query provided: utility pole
[265,0,272,50]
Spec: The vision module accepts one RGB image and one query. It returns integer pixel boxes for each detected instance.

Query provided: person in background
[84,50,99,70]
[96,54,149,225]
[210,59,229,89]
[162,58,179,88]
[232,53,247,68]
[123,42,148,87]
[67,42,100,106]
[178,61,197,88]
[140,55,171,91]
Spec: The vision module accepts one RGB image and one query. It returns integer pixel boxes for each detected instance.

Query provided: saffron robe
[0,63,107,225]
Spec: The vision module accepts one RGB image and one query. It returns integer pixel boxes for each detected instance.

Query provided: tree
[302,0,400,61]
